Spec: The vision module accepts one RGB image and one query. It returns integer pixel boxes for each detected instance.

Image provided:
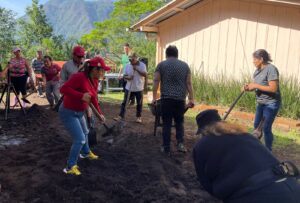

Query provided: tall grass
[192,73,300,119]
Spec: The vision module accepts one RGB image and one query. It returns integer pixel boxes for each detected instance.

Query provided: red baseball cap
[88,57,111,71]
[72,46,85,57]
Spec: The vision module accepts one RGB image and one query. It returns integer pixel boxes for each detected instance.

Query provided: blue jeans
[45,80,60,106]
[254,102,280,151]
[59,104,90,168]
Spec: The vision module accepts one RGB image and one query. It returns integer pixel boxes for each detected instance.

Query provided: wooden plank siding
[157,0,300,80]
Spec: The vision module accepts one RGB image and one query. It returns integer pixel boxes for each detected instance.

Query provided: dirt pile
[0,102,219,203]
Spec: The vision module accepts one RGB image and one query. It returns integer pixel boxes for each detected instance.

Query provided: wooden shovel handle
[89,103,102,121]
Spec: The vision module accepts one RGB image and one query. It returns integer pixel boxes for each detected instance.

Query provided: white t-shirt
[125,62,147,92]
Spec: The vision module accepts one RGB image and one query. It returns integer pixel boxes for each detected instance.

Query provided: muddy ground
[0,95,219,203]
[0,95,299,203]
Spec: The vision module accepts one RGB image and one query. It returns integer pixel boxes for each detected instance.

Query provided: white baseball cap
[13,47,21,53]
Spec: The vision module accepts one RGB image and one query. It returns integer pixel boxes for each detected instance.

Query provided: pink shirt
[9,57,27,77]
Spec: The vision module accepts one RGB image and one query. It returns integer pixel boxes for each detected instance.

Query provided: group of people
[1,43,299,201]
[1,47,62,108]
[151,45,299,202]
[192,50,300,201]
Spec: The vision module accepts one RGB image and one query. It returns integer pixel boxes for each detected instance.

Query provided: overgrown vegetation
[0,7,16,66]
[192,73,300,119]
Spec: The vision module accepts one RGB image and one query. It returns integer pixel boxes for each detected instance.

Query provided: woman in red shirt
[59,57,110,175]
[41,55,61,108]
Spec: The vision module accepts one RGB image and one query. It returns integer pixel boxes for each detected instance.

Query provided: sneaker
[177,143,187,153]
[63,165,81,176]
[80,151,99,160]
[113,116,123,121]
[136,117,142,123]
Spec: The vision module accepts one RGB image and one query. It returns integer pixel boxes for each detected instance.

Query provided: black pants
[228,177,300,203]
[161,99,185,151]
[11,75,27,96]
[119,90,143,118]
[119,78,134,104]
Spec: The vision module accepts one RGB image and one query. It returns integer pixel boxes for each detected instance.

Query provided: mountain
[43,0,114,38]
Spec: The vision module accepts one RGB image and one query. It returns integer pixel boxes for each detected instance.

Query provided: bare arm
[245,80,278,93]
[25,60,33,79]
[133,65,147,77]
[152,72,161,102]
[42,73,47,85]
[1,65,9,78]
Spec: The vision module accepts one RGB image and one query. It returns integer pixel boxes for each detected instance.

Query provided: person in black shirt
[193,109,300,203]
[152,45,194,154]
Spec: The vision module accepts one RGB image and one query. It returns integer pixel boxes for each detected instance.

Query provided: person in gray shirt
[54,46,85,111]
[243,49,281,151]
[60,46,85,85]
[153,45,194,154]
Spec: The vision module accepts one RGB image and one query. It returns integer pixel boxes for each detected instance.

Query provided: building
[130,0,300,79]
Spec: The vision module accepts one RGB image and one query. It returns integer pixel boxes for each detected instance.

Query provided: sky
[0,0,48,17]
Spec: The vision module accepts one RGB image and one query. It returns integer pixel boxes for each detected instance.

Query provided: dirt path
[0,95,299,203]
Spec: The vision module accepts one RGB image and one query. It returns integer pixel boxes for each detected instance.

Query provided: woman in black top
[193,109,300,203]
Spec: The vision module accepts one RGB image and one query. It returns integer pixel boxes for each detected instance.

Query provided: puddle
[0,135,28,147]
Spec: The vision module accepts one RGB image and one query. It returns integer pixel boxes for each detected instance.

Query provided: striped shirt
[155,57,191,101]
[9,57,27,77]
[31,58,44,73]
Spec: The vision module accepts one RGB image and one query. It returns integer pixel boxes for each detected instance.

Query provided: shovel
[223,91,245,121]
[253,117,264,139]
[89,103,116,137]
[223,90,264,138]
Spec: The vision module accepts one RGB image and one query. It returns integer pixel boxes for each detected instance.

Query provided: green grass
[99,91,150,108]
[100,92,124,103]
[192,73,300,119]
[272,129,300,152]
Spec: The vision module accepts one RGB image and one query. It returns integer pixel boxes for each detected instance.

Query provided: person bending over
[193,109,300,203]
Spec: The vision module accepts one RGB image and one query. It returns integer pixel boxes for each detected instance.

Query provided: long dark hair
[253,49,272,63]
[83,61,98,88]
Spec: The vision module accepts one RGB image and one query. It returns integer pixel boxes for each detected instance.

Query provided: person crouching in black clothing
[193,109,300,203]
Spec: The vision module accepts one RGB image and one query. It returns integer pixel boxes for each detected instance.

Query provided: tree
[18,0,53,52]
[0,7,16,66]
[80,0,168,72]
[42,36,78,61]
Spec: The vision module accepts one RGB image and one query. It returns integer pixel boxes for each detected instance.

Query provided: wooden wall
[156,0,300,80]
